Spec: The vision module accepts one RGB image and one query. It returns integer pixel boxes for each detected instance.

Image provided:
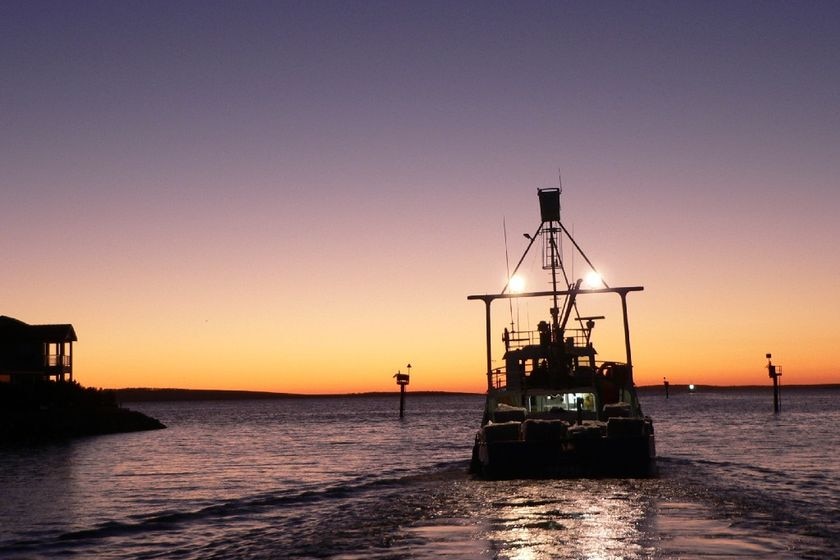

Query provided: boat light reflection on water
[488,488,649,560]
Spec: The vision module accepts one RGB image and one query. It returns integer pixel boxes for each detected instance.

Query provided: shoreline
[0,407,165,444]
[114,384,840,402]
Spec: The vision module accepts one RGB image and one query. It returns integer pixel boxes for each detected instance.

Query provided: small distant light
[509,274,526,293]
[689,384,695,391]
[583,270,604,288]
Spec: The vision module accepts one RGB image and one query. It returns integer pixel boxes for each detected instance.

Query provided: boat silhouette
[468,187,655,478]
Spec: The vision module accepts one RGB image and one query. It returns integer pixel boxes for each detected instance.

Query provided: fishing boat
[468,187,655,478]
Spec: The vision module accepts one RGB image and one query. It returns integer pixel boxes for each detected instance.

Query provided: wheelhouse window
[529,392,596,413]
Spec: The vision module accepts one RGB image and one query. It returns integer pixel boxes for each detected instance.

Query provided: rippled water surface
[0,388,837,558]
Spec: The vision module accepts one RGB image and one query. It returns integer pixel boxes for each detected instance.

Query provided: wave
[655,455,839,553]
[1,459,470,557]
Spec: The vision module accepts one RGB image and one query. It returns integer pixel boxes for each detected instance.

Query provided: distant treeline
[1,380,117,411]
[115,388,481,402]
[116,388,298,402]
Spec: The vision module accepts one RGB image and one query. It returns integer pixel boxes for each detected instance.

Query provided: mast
[469,187,643,393]
[538,188,562,339]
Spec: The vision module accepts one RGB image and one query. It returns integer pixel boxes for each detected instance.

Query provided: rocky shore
[0,381,165,444]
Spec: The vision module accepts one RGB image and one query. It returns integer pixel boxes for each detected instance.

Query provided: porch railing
[45,354,72,368]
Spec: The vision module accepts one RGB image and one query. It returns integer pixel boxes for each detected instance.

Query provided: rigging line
[557,232,583,325]
[549,223,587,327]
[503,217,514,327]
[560,224,584,322]
[547,227,572,288]
[559,221,610,289]
[501,223,542,294]
[547,226,575,328]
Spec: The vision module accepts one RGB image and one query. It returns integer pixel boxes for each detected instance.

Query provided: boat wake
[4,459,470,558]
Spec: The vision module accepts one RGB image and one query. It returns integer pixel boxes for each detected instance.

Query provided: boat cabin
[0,315,77,384]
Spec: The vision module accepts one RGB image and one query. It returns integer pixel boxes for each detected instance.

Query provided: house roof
[0,315,77,342]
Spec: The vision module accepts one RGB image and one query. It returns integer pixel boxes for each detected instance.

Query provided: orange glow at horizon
[48,267,839,394]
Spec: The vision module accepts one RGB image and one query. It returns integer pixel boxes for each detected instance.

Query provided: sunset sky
[3,1,838,393]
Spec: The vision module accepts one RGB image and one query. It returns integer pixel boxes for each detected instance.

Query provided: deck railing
[505,326,590,352]
[489,358,621,392]
[45,354,72,368]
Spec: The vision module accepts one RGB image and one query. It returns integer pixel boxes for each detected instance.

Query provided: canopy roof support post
[483,298,493,391]
[620,291,634,383]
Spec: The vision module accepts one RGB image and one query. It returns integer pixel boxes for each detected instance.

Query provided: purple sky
[3,1,839,390]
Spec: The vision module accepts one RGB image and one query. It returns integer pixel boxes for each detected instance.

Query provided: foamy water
[0,388,836,558]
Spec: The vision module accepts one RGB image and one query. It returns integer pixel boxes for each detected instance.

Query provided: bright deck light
[509,274,525,293]
[583,270,604,288]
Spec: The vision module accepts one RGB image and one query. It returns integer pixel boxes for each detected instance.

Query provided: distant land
[115,388,481,402]
[114,385,839,402]
[636,383,840,393]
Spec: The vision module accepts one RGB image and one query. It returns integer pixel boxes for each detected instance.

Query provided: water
[0,388,837,559]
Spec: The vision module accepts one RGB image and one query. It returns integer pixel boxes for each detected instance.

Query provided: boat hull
[472,434,656,479]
